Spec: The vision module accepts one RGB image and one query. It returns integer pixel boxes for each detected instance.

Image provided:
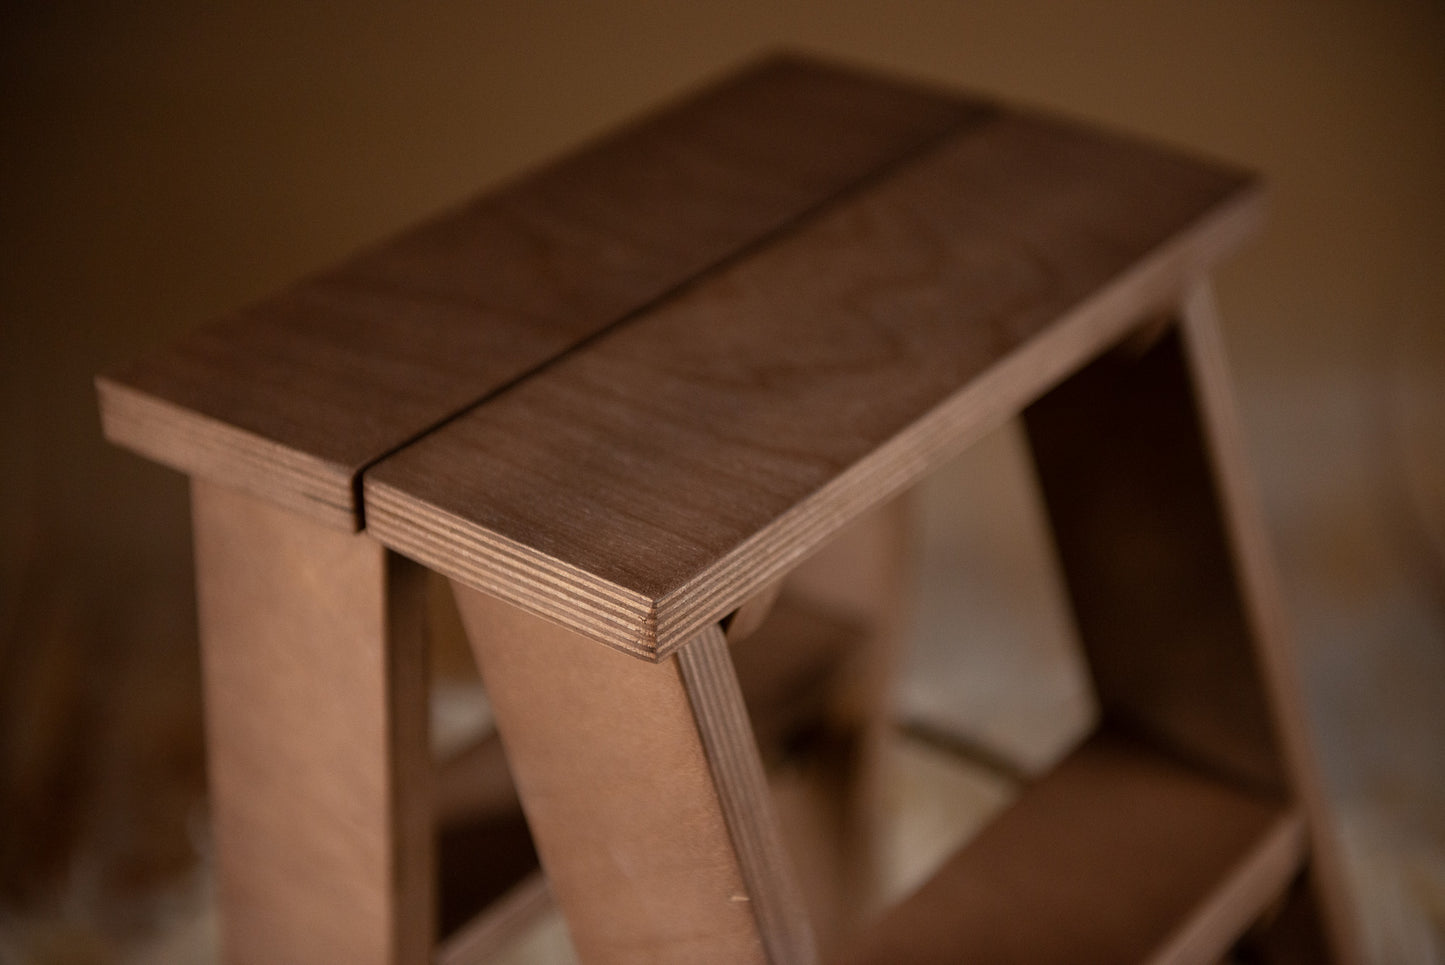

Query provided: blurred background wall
[1,2,1441,962]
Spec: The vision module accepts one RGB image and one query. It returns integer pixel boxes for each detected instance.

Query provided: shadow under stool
[98,53,1362,965]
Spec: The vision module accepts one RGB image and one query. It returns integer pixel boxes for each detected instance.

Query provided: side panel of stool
[1021,295,1360,961]
[1178,284,1363,962]
[450,584,814,965]
[192,481,433,965]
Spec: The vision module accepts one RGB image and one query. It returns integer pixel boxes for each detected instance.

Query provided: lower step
[839,728,1306,964]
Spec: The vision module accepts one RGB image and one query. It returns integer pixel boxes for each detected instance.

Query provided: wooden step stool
[98,54,1361,964]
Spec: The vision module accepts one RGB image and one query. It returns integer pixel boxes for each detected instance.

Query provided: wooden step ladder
[98,53,1361,964]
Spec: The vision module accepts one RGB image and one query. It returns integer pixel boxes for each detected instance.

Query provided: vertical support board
[192,480,434,965]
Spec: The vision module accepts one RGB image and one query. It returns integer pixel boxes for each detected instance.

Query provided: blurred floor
[2,3,1442,963]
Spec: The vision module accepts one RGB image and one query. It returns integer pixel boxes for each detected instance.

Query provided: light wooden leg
[775,496,913,939]
[1021,293,1360,962]
[192,480,434,965]
[450,583,815,965]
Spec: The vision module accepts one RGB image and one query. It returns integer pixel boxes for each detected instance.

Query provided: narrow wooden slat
[191,479,433,964]
[450,583,814,964]
[677,626,818,965]
[435,872,553,965]
[837,730,1306,965]
[365,108,1263,657]
[433,730,519,827]
[1178,284,1364,962]
[99,55,982,528]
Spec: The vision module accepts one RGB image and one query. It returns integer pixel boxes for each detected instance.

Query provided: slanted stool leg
[1021,282,1361,963]
[450,583,816,965]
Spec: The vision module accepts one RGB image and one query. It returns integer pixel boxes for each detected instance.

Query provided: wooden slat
[435,872,552,965]
[99,54,982,529]
[836,730,1306,965]
[1178,285,1364,962]
[678,627,820,965]
[191,479,434,964]
[433,730,519,828]
[365,107,1263,657]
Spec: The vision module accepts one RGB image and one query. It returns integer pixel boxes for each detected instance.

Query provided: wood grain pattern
[191,479,433,965]
[99,55,982,529]
[836,729,1305,965]
[365,107,1264,658]
[450,582,812,964]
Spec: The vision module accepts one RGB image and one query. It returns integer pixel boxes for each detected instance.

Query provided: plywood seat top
[98,54,978,529]
[99,53,1262,661]
[362,61,1263,661]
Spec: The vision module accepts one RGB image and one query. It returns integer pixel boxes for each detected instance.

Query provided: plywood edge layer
[364,482,664,659]
[677,627,819,965]
[367,181,1264,660]
[96,375,358,530]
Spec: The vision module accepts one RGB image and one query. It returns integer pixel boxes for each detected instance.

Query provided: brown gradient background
[1,2,1442,962]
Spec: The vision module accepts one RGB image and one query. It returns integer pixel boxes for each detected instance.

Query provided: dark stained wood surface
[98,55,981,529]
[365,108,1264,658]
[1023,321,1286,793]
[836,729,1305,965]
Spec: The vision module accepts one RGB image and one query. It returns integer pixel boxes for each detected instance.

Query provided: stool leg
[451,583,816,965]
[1020,286,1361,963]
[192,480,434,965]
[779,495,913,933]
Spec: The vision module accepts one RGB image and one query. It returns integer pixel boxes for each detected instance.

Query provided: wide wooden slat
[98,55,981,528]
[836,730,1306,965]
[365,108,1263,657]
